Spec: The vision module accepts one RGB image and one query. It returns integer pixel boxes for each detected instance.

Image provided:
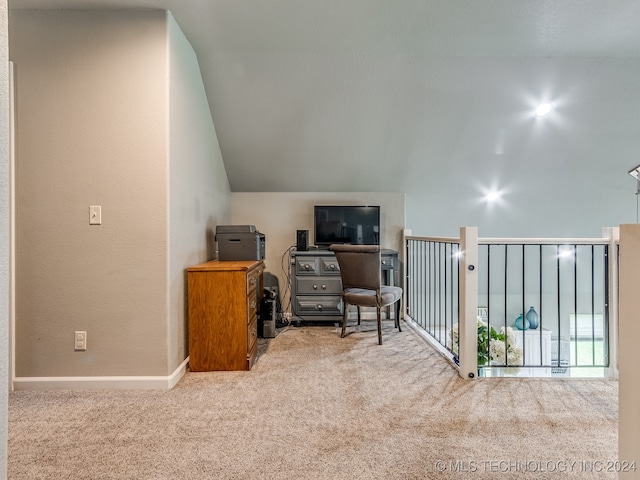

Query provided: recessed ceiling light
[485,191,501,202]
[534,102,555,118]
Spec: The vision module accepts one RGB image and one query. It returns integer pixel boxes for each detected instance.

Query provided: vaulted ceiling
[9,1,640,197]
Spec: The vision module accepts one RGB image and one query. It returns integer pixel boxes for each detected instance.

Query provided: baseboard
[13,357,190,391]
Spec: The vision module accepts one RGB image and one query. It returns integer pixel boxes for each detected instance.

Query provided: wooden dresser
[187,259,264,371]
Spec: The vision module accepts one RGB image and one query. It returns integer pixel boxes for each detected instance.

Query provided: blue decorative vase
[526,306,539,329]
[514,313,530,330]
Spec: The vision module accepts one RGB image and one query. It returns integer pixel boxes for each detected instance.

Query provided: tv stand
[290,248,398,322]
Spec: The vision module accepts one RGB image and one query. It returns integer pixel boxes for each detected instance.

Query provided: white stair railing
[404,227,619,379]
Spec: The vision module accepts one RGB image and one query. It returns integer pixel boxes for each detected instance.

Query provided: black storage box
[216,225,265,261]
[259,289,277,338]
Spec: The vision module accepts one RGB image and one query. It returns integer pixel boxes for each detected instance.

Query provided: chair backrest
[330,244,381,291]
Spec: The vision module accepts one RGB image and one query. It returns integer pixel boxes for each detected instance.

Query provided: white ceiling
[9,1,640,195]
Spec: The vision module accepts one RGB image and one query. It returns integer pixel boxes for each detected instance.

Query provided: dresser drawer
[246,294,259,323]
[248,315,258,353]
[320,257,340,274]
[295,257,319,275]
[246,266,262,295]
[296,277,342,295]
[294,295,343,315]
[247,336,258,370]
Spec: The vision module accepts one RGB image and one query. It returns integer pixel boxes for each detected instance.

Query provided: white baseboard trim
[13,357,190,391]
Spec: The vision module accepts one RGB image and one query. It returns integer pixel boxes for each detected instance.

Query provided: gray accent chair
[330,244,403,344]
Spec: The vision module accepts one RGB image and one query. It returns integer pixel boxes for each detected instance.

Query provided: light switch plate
[89,206,101,225]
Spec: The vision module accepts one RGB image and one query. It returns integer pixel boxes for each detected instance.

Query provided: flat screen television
[314,205,380,246]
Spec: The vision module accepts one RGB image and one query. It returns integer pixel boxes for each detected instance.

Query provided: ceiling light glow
[485,191,501,202]
[534,102,555,118]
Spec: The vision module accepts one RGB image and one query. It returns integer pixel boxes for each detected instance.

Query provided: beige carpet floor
[9,321,618,479]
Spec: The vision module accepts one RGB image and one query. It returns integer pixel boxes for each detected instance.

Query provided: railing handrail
[407,235,616,246]
[479,237,614,245]
[406,235,460,244]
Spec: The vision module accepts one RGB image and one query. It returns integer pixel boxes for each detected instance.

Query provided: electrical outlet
[75,331,87,351]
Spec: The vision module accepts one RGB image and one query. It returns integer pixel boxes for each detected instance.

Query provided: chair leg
[396,299,402,332]
[377,307,382,345]
[357,306,361,325]
[341,302,348,338]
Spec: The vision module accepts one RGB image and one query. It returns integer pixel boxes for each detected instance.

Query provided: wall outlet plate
[75,331,87,351]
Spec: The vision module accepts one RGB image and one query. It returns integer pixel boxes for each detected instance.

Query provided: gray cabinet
[290,249,399,322]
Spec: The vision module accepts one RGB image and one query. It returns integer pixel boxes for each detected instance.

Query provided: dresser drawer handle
[252,328,257,337]
[321,284,326,290]
[329,264,336,270]
[250,278,256,286]
[250,300,256,310]
[304,264,310,270]
[316,304,323,311]
[313,284,318,290]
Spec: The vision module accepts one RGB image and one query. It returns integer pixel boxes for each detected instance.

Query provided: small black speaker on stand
[296,229,309,251]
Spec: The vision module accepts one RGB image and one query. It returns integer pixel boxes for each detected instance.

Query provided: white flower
[448,316,523,367]
[490,339,507,364]
[448,323,459,356]
[490,326,523,366]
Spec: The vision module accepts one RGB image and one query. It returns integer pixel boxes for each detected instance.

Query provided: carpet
[8,321,618,479]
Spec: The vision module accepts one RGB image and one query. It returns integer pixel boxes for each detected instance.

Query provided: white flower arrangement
[449,317,523,367]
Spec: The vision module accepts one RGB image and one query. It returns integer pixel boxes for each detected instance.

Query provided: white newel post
[618,224,640,478]
[458,227,478,379]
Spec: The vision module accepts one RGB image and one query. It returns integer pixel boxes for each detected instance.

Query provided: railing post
[603,227,619,379]
[618,224,640,475]
[459,227,478,379]
[402,228,412,320]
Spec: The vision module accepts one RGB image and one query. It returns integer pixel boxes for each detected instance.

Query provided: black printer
[215,225,265,261]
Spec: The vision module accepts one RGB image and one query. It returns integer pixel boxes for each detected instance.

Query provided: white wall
[167,13,231,373]
[231,192,405,309]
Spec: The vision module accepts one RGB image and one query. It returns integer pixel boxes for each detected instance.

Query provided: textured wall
[167,12,231,372]
[10,10,169,377]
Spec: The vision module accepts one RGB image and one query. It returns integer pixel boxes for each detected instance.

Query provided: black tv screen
[314,205,380,246]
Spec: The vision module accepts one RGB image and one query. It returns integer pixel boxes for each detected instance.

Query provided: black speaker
[296,229,309,251]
